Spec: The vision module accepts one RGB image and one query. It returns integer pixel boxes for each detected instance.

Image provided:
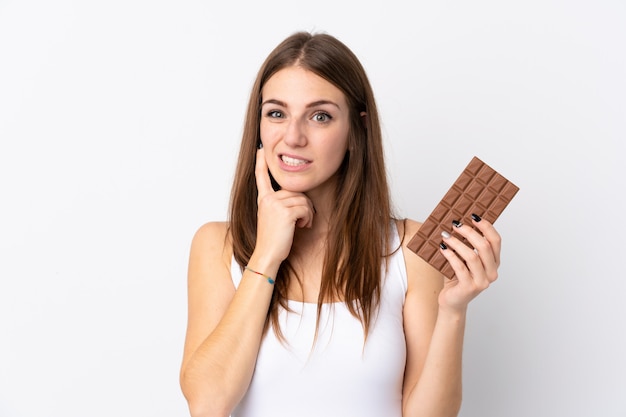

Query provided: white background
[1,1,624,416]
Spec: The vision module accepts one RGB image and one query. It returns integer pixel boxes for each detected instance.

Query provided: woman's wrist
[437,305,468,324]
[246,252,282,281]
[244,265,275,284]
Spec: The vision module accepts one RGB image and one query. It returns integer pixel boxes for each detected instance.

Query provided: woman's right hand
[254,148,315,263]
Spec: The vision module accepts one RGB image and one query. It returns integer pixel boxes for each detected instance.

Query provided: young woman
[180,32,501,417]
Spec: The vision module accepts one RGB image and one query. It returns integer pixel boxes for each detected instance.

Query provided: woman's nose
[282,119,307,147]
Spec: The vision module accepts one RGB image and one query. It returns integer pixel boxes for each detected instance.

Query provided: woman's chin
[270,175,309,193]
[277,183,309,193]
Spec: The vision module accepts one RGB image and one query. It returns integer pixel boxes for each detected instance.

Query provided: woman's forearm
[404,307,467,417]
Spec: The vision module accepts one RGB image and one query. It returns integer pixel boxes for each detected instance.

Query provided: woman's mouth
[280,155,310,167]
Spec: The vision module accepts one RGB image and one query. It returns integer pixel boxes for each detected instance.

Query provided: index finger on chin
[255,148,274,198]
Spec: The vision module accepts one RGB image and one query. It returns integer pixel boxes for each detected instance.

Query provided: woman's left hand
[437,216,501,312]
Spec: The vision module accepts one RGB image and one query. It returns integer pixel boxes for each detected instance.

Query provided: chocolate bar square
[406,156,519,278]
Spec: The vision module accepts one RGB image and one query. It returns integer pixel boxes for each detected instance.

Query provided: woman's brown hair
[229,32,395,340]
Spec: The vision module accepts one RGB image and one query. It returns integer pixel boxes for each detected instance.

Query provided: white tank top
[230,227,408,417]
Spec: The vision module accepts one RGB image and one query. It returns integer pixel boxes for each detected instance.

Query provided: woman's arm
[180,149,315,417]
[400,217,501,417]
[179,222,278,417]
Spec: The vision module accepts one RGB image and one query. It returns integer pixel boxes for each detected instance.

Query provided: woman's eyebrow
[260,98,286,107]
[261,99,341,110]
[306,100,341,110]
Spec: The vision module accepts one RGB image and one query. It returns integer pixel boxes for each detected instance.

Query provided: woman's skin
[180,66,501,417]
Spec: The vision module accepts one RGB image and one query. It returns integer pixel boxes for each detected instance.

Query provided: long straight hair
[229,32,395,340]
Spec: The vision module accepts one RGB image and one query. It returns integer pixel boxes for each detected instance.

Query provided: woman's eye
[267,110,283,118]
[313,112,332,123]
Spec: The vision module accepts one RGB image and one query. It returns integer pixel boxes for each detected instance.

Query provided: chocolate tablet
[406,156,519,278]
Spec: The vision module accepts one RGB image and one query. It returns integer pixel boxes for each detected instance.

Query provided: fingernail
[452,220,463,228]
[440,242,448,250]
[471,213,482,222]
[441,231,451,239]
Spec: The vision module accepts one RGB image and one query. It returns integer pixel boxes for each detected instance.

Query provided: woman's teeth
[281,155,308,166]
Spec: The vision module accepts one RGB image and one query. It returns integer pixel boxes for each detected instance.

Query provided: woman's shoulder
[393,218,422,246]
[193,221,230,240]
[396,217,443,288]
[190,221,233,266]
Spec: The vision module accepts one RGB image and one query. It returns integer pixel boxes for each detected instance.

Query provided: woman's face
[259,66,350,195]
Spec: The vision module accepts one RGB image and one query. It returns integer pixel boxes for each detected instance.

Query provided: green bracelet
[244,265,275,284]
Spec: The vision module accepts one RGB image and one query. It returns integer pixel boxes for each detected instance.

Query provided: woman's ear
[360,111,368,128]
